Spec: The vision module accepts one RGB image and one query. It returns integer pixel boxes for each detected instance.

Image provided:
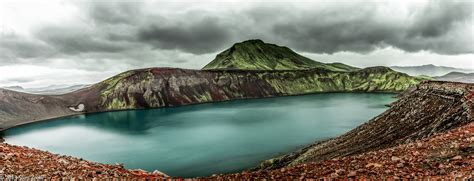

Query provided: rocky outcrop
[0,67,422,130]
[258,81,473,170]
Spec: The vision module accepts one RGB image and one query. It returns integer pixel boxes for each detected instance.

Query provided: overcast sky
[0,0,473,88]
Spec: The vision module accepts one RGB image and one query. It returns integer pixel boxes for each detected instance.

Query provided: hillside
[210,121,474,179]
[202,40,358,71]
[434,72,474,83]
[390,64,474,77]
[257,81,473,170]
[0,67,422,130]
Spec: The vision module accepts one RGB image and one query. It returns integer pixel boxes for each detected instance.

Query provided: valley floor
[1,122,473,179]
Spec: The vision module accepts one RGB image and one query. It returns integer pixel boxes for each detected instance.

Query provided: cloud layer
[0,0,472,87]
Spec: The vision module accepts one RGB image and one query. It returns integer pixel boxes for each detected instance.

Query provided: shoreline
[0,91,399,132]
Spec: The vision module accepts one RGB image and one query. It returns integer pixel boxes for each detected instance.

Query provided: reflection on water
[3,93,395,177]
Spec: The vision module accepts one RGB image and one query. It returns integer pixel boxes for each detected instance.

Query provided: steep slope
[390,64,474,77]
[210,121,474,179]
[202,40,358,71]
[258,81,473,170]
[0,67,422,130]
[97,67,421,110]
[0,85,101,130]
[0,89,77,130]
[434,72,474,83]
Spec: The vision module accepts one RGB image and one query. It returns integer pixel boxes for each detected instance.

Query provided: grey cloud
[408,1,472,38]
[137,17,231,54]
[35,26,134,54]
[0,34,56,61]
[77,1,144,25]
[267,0,473,55]
[7,77,33,83]
[1,0,472,70]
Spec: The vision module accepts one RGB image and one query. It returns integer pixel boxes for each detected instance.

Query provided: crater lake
[2,93,396,177]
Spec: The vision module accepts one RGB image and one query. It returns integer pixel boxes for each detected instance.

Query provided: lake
[2,93,395,177]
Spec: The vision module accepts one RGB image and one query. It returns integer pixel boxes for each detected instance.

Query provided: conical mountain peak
[202,40,358,71]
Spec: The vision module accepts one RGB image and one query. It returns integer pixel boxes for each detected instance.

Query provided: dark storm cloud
[271,5,393,53]
[408,1,471,38]
[35,26,134,54]
[85,1,143,25]
[1,0,472,66]
[137,17,231,54]
[267,0,473,55]
[0,34,56,62]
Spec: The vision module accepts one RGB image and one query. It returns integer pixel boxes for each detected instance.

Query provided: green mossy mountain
[202,39,359,71]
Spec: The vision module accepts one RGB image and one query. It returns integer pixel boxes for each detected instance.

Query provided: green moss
[100,70,135,98]
[202,39,356,71]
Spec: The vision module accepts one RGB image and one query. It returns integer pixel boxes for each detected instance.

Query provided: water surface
[3,93,395,177]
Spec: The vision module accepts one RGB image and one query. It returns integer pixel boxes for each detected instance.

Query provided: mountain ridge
[390,64,474,77]
[434,72,474,83]
[203,39,358,71]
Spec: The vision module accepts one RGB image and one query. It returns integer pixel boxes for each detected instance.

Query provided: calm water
[3,93,395,177]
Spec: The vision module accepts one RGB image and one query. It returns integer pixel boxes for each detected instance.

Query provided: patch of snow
[69,104,85,112]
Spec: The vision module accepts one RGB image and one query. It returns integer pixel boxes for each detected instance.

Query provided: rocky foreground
[0,139,168,179]
[208,122,474,179]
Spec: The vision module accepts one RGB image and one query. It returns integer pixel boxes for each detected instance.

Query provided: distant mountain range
[434,72,474,83]
[1,84,90,95]
[390,64,473,77]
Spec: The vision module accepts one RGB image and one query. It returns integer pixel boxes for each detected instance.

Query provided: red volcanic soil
[205,122,474,180]
[0,140,168,179]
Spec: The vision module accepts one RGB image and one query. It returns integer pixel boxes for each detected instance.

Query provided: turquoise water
[2,93,395,177]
